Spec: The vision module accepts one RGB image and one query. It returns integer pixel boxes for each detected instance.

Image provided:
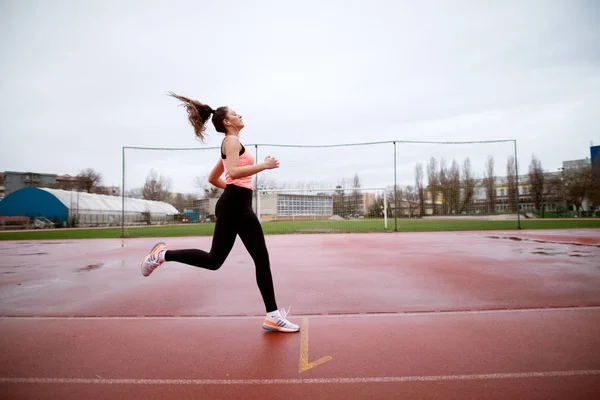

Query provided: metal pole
[257,189,262,222]
[394,141,398,232]
[121,147,125,238]
[514,140,521,229]
[383,191,388,230]
[254,144,258,213]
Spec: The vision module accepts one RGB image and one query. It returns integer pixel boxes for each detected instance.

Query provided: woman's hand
[263,155,280,170]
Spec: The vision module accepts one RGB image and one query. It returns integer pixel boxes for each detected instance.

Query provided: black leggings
[164,184,278,313]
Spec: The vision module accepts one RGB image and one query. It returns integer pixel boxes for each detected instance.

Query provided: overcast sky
[1,0,598,193]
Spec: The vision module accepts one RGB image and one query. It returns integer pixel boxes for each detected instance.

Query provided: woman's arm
[208,158,226,189]
[223,136,279,179]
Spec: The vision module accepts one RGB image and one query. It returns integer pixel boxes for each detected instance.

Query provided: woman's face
[224,109,244,131]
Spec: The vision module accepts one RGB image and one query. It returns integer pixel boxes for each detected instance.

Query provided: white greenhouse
[0,187,180,227]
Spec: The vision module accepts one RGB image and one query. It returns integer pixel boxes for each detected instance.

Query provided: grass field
[1,219,599,240]
[533,211,599,219]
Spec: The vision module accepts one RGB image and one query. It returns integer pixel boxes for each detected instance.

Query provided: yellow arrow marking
[298,318,333,373]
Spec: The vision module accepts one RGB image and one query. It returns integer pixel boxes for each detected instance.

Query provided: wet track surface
[1,230,599,399]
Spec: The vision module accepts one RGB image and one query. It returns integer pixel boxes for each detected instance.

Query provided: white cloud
[1,0,598,192]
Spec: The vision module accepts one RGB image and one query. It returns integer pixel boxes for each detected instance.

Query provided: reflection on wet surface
[76,263,104,272]
[487,236,600,248]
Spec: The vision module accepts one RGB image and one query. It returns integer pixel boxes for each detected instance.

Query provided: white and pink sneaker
[262,308,300,333]
[140,242,166,277]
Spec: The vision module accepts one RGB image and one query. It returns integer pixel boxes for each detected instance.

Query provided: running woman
[139,93,299,333]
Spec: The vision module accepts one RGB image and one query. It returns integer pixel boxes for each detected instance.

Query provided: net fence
[120,140,519,236]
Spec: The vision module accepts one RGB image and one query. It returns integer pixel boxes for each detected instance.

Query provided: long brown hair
[168,92,227,142]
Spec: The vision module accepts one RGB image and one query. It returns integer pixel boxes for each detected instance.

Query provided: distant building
[563,158,590,170]
[260,193,334,221]
[422,171,564,216]
[194,197,220,220]
[54,174,84,191]
[99,186,120,196]
[194,191,379,222]
[3,171,58,196]
[561,157,594,213]
[55,174,118,195]
[1,171,118,197]
[591,146,600,174]
[0,172,4,200]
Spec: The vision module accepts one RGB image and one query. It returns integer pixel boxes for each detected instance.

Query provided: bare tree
[415,163,425,216]
[333,184,345,217]
[170,193,197,212]
[194,175,222,198]
[544,175,563,216]
[563,163,593,212]
[387,186,396,217]
[376,185,401,217]
[332,174,363,217]
[461,157,476,214]
[257,176,278,190]
[126,188,143,199]
[350,173,362,216]
[506,155,518,213]
[483,156,496,214]
[368,188,392,219]
[438,159,449,215]
[254,176,279,202]
[77,168,103,193]
[333,178,350,217]
[143,169,172,202]
[352,173,360,189]
[380,185,395,217]
[281,180,323,190]
[395,187,405,217]
[528,156,545,212]
[588,157,600,208]
[448,160,461,215]
[427,157,439,215]
[403,185,418,217]
[436,159,460,215]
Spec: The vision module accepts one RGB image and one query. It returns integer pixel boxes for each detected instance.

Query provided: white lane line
[1,370,600,385]
[1,306,599,320]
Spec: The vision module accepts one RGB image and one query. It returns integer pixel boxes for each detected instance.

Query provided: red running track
[1,229,600,399]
